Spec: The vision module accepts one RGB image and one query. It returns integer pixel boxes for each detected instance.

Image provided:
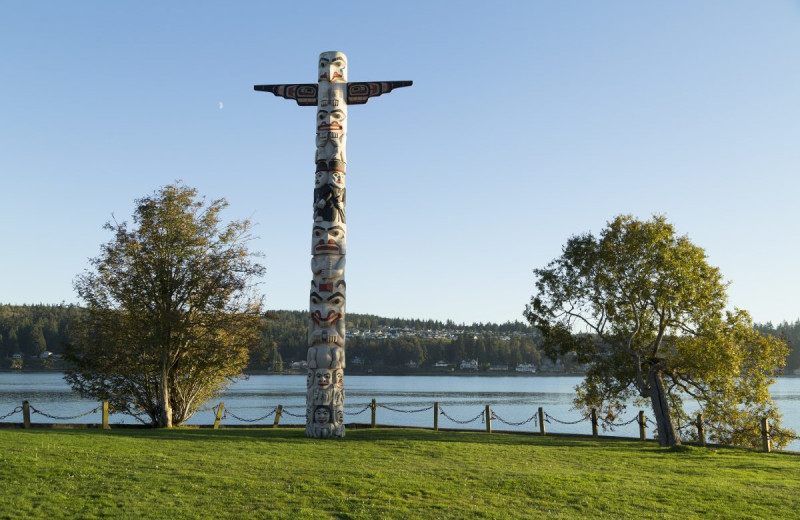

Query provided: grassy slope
[0,428,797,519]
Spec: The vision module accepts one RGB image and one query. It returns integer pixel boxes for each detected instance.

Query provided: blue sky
[1,1,799,325]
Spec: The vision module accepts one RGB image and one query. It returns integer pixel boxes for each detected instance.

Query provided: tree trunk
[159,350,173,428]
[647,369,679,447]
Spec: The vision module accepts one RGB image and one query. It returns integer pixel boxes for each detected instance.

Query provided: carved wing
[346,81,413,105]
[254,83,318,106]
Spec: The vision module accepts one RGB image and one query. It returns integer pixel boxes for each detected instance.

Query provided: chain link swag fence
[1,399,797,452]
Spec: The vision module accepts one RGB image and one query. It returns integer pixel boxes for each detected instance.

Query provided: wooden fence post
[591,408,598,438]
[22,401,30,429]
[371,399,377,428]
[696,413,705,447]
[761,417,772,453]
[538,407,546,436]
[638,411,646,441]
[485,405,492,434]
[213,402,224,429]
[433,402,439,431]
[273,405,283,428]
[101,401,109,429]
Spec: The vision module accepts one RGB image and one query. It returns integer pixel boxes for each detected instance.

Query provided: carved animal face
[318,51,347,83]
[310,282,345,329]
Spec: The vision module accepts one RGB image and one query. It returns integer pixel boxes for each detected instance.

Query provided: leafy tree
[525,215,791,448]
[66,183,265,427]
[268,343,283,372]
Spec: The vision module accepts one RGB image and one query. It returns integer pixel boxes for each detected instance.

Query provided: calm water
[2,372,799,449]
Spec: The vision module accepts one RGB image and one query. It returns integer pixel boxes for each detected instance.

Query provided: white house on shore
[460,359,479,370]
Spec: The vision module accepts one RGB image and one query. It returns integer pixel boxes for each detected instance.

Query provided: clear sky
[1,1,799,326]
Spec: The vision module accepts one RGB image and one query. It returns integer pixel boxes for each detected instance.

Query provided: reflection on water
[2,372,799,450]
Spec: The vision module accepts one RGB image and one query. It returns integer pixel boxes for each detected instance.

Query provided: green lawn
[0,428,797,519]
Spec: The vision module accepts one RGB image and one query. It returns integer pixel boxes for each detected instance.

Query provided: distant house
[516,363,536,373]
[351,356,364,366]
[460,359,479,370]
[405,360,418,368]
[11,353,23,360]
[40,351,53,359]
[434,361,450,368]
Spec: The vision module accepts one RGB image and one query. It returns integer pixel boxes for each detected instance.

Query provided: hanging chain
[0,406,23,420]
[29,405,100,421]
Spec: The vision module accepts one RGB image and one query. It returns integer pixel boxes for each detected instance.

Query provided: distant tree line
[0,304,79,359]
[255,310,548,370]
[2,304,798,372]
[756,320,800,374]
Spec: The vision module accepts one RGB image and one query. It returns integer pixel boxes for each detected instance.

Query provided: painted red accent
[311,310,342,326]
[317,122,343,131]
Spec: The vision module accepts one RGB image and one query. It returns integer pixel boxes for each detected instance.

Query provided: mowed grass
[0,428,798,519]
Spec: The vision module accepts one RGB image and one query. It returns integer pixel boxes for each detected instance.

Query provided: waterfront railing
[1,399,797,453]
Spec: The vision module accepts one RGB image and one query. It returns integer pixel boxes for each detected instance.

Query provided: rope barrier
[222,406,277,423]
[0,407,22,420]
[29,405,100,421]
[439,406,485,425]
[491,410,538,427]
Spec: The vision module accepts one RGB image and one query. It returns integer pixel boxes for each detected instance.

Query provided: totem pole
[255,52,411,438]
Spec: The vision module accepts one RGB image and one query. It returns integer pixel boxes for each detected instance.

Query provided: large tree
[525,215,791,448]
[67,183,265,427]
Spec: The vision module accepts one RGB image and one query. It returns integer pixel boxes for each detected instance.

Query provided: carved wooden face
[316,369,332,388]
[314,406,331,424]
[310,281,345,329]
[307,369,314,388]
[329,170,345,189]
[318,51,347,83]
[312,222,346,254]
[334,369,344,388]
[317,107,346,131]
[314,170,328,189]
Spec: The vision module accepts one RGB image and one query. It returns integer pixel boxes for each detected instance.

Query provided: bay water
[2,372,799,450]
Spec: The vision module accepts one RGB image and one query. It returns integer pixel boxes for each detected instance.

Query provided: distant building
[515,363,536,373]
[434,361,450,368]
[460,359,479,370]
[405,360,418,368]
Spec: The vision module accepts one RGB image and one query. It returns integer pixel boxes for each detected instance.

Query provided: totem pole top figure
[254,51,412,107]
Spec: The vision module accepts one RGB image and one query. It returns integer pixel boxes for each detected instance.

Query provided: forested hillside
[0,304,79,359]
[260,310,546,371]
[1,304,798,373]
[756,320,800,373]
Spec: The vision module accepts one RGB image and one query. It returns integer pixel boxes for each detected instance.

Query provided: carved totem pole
[255,52,411,438]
